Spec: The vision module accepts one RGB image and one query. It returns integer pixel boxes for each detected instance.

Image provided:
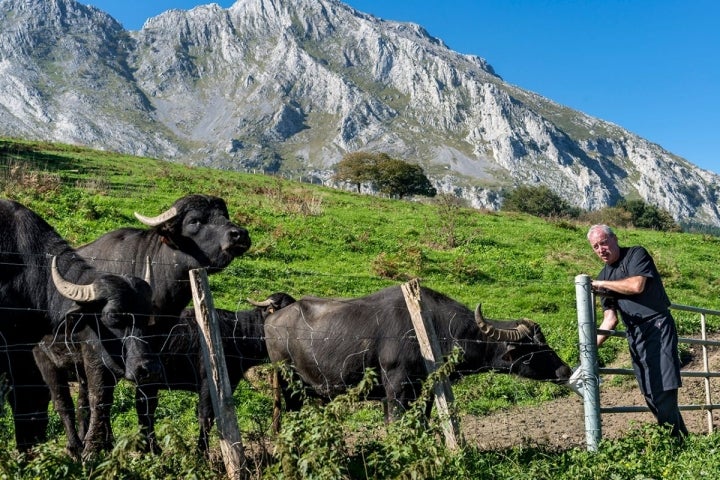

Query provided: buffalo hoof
[65,440,83,462]
[144,437,162,455]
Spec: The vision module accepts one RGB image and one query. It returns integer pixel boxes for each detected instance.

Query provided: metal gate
[574,274,720,451]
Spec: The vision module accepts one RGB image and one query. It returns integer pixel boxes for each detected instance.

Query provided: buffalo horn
[474,304,528,342]
[134,206,178,227]
[247,298,274,308]
[51,256,99,303]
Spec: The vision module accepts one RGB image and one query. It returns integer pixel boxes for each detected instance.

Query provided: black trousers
[643,388,688,438]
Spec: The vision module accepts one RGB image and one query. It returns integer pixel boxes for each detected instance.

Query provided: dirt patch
[460,338,720,450]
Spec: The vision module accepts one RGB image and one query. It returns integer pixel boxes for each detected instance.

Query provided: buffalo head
[51,257,161,385]
[134,194,251,271]
[248,292,297,318]
[474,304,571,384]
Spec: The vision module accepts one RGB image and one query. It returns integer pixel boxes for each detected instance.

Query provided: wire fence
[1,260,570,425]
[6,254,717,453]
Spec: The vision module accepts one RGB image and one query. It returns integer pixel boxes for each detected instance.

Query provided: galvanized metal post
[575,274,602,451]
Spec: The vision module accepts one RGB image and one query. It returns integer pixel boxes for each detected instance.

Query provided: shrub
[429,193,467,249]
[501,185,579,218]
[334,151,436,199]
[579,206,633,228]
[269,369,379,479]
[615,198,680,231]
[0,160,61,198]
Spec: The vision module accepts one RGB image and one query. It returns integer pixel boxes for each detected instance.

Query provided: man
[587,224,687,438]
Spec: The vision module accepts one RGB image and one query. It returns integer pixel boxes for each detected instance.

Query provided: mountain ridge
[0,0,717,226]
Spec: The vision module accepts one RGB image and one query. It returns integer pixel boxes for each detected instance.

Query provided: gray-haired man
[587,224,687,438]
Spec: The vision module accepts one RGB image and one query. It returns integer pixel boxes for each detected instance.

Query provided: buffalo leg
[75,370,90,441]
[31,347,83,458]
[381,369,416,422]
[423,396,434,419]
[81,359,117,459]
[280,369,304,412]
[8,350,50,453]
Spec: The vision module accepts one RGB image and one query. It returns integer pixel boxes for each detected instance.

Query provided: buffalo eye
[184,215,204,234]
[103,313,127,328]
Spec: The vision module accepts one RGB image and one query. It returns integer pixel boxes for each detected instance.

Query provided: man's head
[587,224,620,265]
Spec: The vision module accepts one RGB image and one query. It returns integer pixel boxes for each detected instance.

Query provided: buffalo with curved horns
[0,199,160,456]
[264,285,572,423]
[32,257,158,459]
[33,194,251,452]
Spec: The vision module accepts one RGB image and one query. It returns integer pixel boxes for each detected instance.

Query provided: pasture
[2,137,720,478]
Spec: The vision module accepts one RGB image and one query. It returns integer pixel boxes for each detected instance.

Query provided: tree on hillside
[373,156,437,199]
[334,151,436,199]
[333,151,380,193]
[615,199,679,231]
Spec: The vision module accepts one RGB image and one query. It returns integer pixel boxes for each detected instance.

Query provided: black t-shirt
[598,245,681,394]
[597,246,671,326]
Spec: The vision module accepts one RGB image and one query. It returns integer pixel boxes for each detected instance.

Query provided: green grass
[2,137,720,478]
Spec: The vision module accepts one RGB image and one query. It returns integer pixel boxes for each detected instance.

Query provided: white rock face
[0,0,718,226]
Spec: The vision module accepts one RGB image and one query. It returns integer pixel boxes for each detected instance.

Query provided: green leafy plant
[269,368,379,479]
[501,185,580,218]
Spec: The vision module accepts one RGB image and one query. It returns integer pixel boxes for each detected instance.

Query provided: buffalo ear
[63,305,88,335]
[501,344,519,362]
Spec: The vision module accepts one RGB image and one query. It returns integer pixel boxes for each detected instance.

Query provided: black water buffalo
[31,258,157,459]
[78,194,251,316]
[264,285,572,422]
[0,199,160,456]
[136,292,295,452]
[61,194,251,449]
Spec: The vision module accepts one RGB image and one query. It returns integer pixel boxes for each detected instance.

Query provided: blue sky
[84,1,720,175]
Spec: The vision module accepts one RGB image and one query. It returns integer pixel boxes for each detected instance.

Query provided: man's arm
[597,308,619,346]
[592,275,646,296]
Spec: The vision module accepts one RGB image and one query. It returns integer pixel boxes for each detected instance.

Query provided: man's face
[588,229,620,265]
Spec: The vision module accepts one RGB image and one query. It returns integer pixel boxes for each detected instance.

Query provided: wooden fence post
[190,268,246,479]
[401,278,462,450]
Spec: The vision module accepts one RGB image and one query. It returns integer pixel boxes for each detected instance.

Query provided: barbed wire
[0,249,583,289]
[4,307,713,421]
[0,324,554,352]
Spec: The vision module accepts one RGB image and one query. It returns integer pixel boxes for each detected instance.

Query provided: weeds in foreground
[269,349,466,479]
[2,371,720,479]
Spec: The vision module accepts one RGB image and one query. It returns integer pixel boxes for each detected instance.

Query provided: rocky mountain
[1,0,718,226]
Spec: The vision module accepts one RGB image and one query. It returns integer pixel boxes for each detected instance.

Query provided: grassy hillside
[2,137,720,477]
[4,138,719,338]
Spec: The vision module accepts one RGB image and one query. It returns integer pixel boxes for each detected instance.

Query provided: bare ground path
[460,339,720,450]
